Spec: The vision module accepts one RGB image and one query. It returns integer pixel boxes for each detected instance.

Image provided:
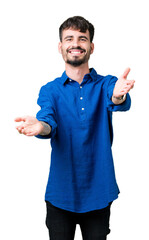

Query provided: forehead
[62,28,90,40]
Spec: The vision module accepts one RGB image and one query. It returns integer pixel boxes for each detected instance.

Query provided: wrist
[39,121,51,136]
[112,94,126,105]
[112,94,126,100]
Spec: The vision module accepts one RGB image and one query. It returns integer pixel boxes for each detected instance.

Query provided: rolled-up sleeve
[107,75,131,112]
[36,85,57,139]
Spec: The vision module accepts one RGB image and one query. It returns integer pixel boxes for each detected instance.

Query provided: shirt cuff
[107,92,131,112]
[35,117,57,139]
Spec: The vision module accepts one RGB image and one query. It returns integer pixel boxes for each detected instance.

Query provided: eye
[80,38,87,42]
[66,38,72,42]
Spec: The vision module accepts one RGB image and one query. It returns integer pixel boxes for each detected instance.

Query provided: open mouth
[67,48,85,55]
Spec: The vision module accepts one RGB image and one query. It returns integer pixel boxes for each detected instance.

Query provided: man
[15,16,135,240]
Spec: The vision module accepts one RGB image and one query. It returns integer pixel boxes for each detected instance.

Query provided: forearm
[39,121,52,136]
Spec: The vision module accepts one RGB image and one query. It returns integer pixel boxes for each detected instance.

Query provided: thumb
[121,67,131,79]
[14,116,27,122]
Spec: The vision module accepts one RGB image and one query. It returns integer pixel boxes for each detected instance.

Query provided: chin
[66,56,88,67]
[66,60,85,67]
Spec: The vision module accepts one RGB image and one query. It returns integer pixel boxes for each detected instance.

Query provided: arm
[15,116,51,136]
[112,68,135,105]
[35,85,57,139]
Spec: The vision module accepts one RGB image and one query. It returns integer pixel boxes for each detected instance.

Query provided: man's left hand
[113,68,135,98]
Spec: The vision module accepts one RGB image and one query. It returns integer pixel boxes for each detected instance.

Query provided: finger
[21,126,30,134]
[126,82,133,86]
[123,80,135,86]
[21,125,37,136]
[16,125,23,130]
[16,128,25,135]
[16,126,24,134]
[16,122,27,129]
[129,83,135,90]
[130,80,135,87]
[122,84,134,94]
[14,116,27,122]
[131,80,135,85]
[15,117,23,122]
[25,132,36,136]
[121,67,131,79]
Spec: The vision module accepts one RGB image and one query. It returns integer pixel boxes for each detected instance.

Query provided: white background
[0,0,149,239]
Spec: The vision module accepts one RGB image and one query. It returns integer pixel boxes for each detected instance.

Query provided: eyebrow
[79,36,88,40]
[64,36,73,40]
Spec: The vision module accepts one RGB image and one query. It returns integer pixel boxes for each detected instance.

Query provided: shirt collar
[61,68,98,85]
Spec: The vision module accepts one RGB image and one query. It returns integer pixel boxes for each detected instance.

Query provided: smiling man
[15,16,135,240]
[59,28,94,67]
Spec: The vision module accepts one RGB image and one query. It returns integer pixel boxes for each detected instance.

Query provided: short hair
[59,16,95,42]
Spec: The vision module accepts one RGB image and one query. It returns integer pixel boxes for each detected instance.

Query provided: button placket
[79,84,86,120]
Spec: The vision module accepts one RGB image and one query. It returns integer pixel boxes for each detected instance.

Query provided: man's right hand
[15,116,44,136]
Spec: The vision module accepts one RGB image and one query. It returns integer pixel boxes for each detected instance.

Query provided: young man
[15,16,135,240]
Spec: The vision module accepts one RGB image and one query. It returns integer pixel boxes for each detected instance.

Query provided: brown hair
[59,16,95,42]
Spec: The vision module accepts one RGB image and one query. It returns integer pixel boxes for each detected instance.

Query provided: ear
[58,42,62,54]
[90,42,94,54]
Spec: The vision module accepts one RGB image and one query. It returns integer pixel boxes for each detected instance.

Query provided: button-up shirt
[36,68,131,213]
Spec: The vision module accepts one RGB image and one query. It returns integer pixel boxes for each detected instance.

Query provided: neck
[65,63,90,84]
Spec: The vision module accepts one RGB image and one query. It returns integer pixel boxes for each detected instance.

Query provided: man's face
[58,28,94,67]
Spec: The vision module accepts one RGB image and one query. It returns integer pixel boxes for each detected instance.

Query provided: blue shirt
[36,68,131,213]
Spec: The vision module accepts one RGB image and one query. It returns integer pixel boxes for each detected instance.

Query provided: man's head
[59,16,94,43]
[58,16,95,67]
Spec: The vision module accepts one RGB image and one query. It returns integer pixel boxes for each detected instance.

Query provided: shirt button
[82,108,85,111]
[69,79,72,81]
[80,97,83,100]
[80,86,82,88]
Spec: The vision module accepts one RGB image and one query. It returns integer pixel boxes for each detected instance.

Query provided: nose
[72,38,80,47]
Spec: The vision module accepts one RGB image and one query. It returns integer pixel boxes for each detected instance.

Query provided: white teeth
[71,51,81,53]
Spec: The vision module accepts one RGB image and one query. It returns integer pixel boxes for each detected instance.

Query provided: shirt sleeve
[35,85,57,139]
[106,75,131,112]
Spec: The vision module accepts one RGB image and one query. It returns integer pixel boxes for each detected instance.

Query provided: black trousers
[45,201,112,240]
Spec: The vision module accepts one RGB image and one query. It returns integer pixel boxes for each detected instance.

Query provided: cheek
[58,42,68,54]
[84,44,92,52]
[59,45,65,55]
[60,48,68,61]
[86,46,92,55]
[61,44,69,53]
[61,47,67,56]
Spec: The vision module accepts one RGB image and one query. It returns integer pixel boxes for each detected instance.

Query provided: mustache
[67,47,86,53]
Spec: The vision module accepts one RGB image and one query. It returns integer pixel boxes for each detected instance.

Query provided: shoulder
[98,74,118,82]
[39,77,62,96]
[95,74,118,88]
[42,77,60,89]
[92,69,117,85]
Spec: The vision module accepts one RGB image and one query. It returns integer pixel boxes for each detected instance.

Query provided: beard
[66,57,88,67]
[63,47,91,67]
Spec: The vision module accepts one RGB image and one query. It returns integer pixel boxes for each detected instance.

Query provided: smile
[67,48,85,55]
